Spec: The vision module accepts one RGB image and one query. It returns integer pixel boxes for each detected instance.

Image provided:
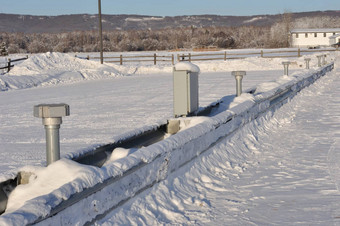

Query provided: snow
[0,50,311,178]
[291,28,340,33]
[105,147,138,164]
[0,52,123,91]
[243,16,266,24]
[2,51,328,92]
[98,58,340,225]
[0,50,339,225]
[5,159,103,214]
[174,62,200,73]
[125,17,164,22]
[143,63,339,224]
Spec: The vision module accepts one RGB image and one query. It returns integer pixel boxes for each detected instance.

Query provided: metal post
[232,71,246,97]
[44,118,61,164]
[282,61,290,76]
[34,104,70,165]
[304,58,311,69]
[317,55,322,67]
[323,54,327,65]
[98,0,104,64]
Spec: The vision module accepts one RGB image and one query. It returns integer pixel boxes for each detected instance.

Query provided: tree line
[0,15,339,54]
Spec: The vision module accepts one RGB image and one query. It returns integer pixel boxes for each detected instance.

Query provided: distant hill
[0,11,339,33]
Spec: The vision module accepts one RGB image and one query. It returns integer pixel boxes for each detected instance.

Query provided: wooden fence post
[189,53,191,62]
[179,54,185,61]
[87,55,90,60]
[261,50,264,57]
[120,55,123,65]
[298,48,301,57]
[171,54,174,65]
[154,53,157,65]
[224,51,227,61]
[7,58,11,72]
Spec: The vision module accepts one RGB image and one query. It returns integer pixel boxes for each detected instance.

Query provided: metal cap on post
[34,104,70,165]
[304,58,311,69]
[231,71,246,97]
[282,61,290,76]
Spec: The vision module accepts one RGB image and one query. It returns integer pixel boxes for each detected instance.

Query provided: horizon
[0,0,339,17]
[0,9,339,18]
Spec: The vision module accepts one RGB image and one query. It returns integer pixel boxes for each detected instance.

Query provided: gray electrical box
[173,66,199,117]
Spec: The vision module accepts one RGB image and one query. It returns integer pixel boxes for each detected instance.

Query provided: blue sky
[0,0,339,16]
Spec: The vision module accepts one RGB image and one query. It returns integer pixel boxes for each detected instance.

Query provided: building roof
[290,28,340,33]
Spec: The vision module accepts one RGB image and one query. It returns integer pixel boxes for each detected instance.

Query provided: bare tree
[2,13,337,54]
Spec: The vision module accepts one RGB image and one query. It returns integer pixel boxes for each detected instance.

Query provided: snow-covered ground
[0,51,316,177]
[98,59,340,225]
[0,50,339,225]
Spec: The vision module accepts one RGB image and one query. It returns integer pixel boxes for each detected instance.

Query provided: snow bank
[0,52,123,91]
[1,51,331,92]
[6,159,104,213]
[0,61,334,225]
[8,52,107,76]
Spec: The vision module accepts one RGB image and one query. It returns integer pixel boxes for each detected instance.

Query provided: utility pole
[98,0,104,64]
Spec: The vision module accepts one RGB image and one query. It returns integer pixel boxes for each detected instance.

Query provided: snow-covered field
[0,50,339,225]
[0,51,316,176]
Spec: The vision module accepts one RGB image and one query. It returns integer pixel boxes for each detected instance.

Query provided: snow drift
[0,52,122,91]
[0,51,324,91]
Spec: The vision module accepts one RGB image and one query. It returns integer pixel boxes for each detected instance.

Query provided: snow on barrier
[0,62,335,225]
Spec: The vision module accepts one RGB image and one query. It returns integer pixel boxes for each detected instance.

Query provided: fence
[0,56,28,73]
[177,48,340,62]
[78,53,175,65]
[78,48,339,65]
[1,48,337,72]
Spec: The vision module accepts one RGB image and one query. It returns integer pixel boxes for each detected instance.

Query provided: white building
[290,28,340,48]
[330,33,340,46]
